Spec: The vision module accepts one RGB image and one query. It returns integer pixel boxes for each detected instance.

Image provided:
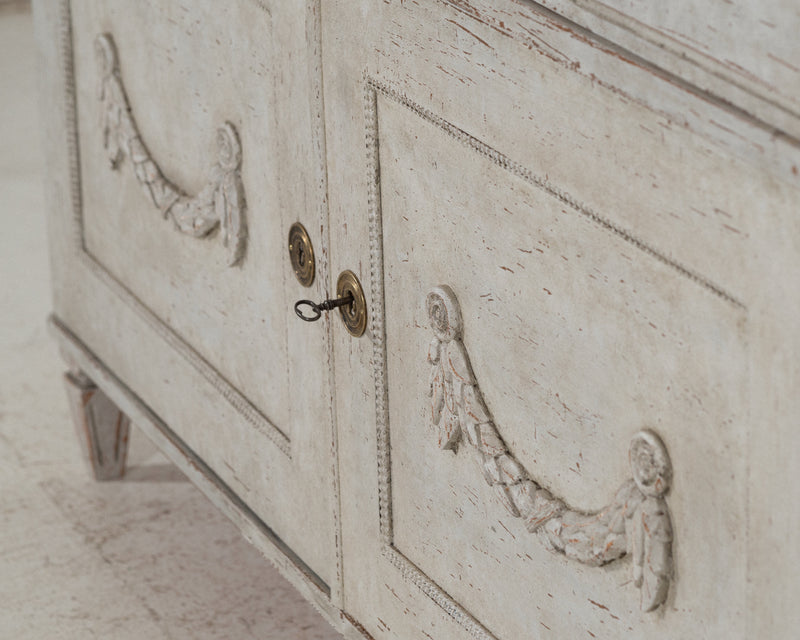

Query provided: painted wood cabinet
[36,0,340,611]
[35,1,800,638]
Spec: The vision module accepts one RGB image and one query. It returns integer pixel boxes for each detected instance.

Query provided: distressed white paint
[324,1,800,639]
[63,367,130,480]
[535,0,800,138]
[96,32,247,266]
[426,285,674,613]
[1,9,342,637]
[35,0,800,638]
[34,0,342,614]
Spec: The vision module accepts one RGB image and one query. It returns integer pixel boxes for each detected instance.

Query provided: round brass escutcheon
[288,222,315,287]
[335,270,367,337]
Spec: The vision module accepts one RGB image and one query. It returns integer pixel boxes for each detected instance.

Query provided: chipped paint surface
[320,0,797,636]
[31,0,800,637]
[40,0,344,610]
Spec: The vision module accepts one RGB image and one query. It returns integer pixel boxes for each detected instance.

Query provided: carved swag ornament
[426,285,674,613]
[95,33,247,266]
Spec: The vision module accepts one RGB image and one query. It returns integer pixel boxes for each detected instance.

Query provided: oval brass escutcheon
[288,222,315,287]
[336,270,367,337]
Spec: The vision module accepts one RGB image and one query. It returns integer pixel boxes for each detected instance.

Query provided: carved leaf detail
[95,33,247,266]
[425,285,674,613]
[446,339,475,385]
[428,339,445,424]
[497,454,525,484]
[524,488,564,533]
[440,405,462,452]
[631,497,673,612]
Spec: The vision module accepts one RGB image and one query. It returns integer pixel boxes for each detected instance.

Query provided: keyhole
[297,245,305,267]
[342,288,355,317]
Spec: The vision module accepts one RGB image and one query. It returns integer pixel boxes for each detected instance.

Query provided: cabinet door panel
[51,0,338,591]
[321,1,787,638]
[71,0,287,432]
[358,80,746,640]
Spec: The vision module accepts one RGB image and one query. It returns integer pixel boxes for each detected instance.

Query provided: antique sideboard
[35,1,800,638]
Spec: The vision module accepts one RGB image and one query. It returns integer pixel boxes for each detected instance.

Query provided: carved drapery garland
[95,33,246,266]
[426,285,674,613]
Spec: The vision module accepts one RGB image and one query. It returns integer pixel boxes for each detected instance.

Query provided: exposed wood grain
[442,0,800,185]
[538,0,800,130]
[63,368,130,480]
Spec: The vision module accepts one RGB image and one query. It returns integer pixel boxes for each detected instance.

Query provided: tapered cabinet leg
[63,370,130,480]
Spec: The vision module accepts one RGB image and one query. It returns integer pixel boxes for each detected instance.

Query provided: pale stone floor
[0,5,340,638]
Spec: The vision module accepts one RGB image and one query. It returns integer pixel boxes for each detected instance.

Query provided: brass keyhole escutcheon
[336,270,367,337]
[293,270,367,337]
[288,222,315,287]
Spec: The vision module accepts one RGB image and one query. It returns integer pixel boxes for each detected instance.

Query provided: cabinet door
[43,0,338,599]
[321,1,791,638]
